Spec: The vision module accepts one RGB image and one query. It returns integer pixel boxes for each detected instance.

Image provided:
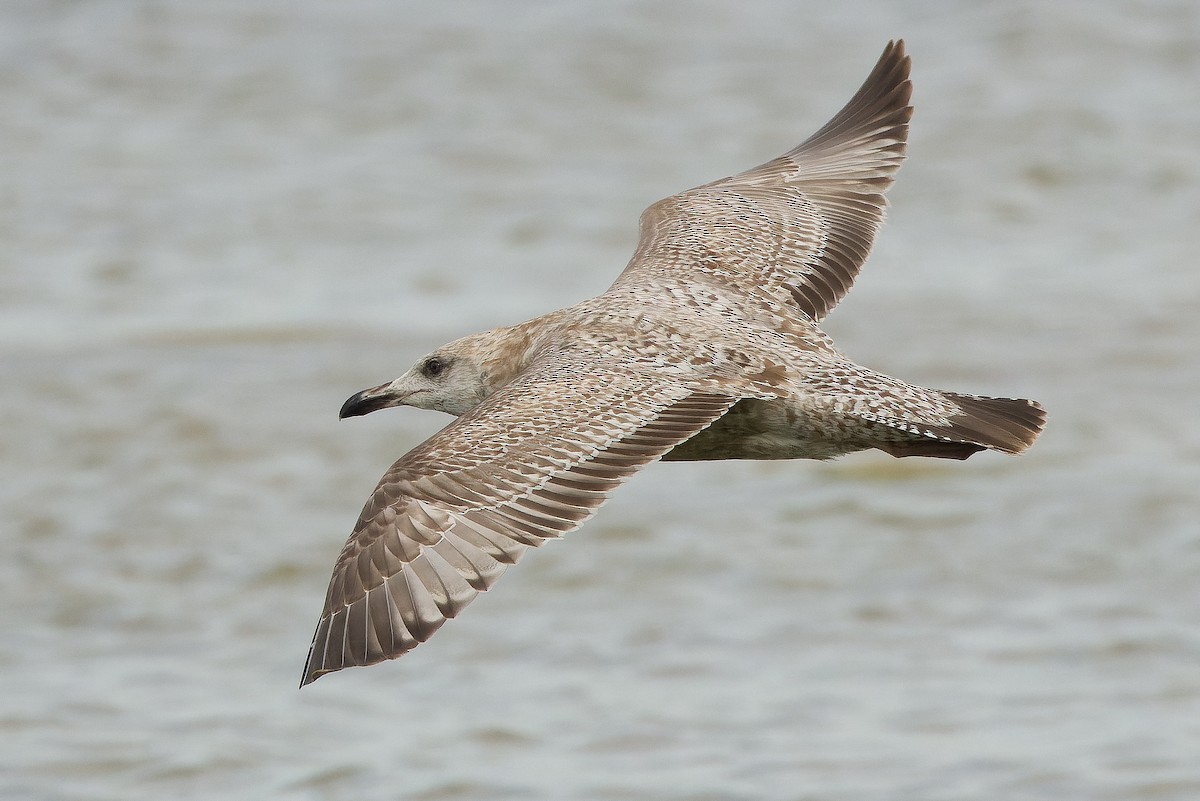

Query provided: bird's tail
[878,393,1046,460]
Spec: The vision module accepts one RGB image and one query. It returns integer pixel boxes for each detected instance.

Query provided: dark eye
[422,357,447,378]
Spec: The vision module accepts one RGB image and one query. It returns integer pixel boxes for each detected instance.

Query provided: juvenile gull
[301,40,1045,686]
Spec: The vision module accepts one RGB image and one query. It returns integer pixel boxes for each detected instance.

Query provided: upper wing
[302,351,736,685]
[608,40,912,322]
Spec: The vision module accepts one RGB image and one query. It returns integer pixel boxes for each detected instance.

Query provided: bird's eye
[423,357,447,378]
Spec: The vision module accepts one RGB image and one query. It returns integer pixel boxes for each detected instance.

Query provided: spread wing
[608,39,912,322]
[302,351,736,685]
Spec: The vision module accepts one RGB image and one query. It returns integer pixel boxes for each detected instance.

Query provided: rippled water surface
[4,2,1199,799]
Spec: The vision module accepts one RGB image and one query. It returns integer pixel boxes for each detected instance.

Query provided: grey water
[3,2,1198,799]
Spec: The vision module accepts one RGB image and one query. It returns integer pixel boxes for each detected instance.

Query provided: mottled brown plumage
[301,40,1045,686]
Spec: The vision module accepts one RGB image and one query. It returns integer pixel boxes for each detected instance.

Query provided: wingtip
[881,38,908,71]
[796,36,914,158]
[875,37,913,100]
[299,612,337,688]
[299,646,322,688]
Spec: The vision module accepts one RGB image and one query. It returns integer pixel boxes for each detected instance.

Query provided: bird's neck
[475,310,569,394]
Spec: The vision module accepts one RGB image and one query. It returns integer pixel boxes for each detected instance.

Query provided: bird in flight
[301,40,1045,686]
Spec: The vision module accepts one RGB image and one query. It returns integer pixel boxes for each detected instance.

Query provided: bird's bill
[339,382,405,419]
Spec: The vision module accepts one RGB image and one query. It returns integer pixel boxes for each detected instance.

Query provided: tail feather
[876,394,1044,460]
[937,394,1046,455]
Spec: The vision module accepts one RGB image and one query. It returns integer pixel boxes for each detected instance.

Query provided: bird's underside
[300,40,1046,686]
[662,393,1040,462]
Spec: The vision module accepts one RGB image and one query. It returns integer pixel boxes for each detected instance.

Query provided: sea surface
[3,2,1198,799]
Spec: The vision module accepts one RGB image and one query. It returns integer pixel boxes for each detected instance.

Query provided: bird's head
[339,329,528,419]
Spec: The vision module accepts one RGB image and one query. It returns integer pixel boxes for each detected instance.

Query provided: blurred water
[3,2,1199,799]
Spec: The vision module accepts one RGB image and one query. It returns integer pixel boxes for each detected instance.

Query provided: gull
[301,40,1045,686]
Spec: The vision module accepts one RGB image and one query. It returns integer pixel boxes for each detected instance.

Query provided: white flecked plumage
[301,40,1045,685]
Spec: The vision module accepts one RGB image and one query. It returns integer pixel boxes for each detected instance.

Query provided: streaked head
[338,322,543,419]
[339,341,491,419]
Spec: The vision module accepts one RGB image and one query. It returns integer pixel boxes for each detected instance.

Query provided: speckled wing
[302,352,736,685]
[609,40,912,322]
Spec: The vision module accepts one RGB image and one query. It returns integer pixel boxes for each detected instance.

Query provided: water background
[3,2,1199,799]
